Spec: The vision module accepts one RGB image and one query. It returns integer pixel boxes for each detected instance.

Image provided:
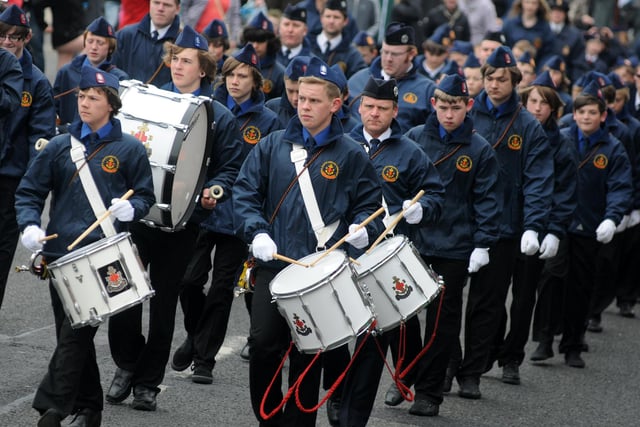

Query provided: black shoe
[586,317,602,333]
[37,409,63,427]
[68,409,101,427]
[442,368,454,393]
[619,303,636,318]
[326,397,341,426]
[457,376,481,399]
[408,398,439,416]
[191,364,213,384]
[105,368,134,404]
[501,362,520,385]
[530,342,554,361]
[565,351,585,368]
[384,383,404,406]
[172,335,194,371]
[240,340,250,361]
[131,385,157,411]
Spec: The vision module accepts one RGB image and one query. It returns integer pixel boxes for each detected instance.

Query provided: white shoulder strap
[290,143,339,248]
[69,136,117,237]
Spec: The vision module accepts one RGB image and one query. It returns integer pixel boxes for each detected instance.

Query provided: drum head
[354,235,407,275]
[270,250,347,295]
[49,232,131,267]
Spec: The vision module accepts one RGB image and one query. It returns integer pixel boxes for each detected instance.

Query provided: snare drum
[353,235,442,332]
[47,232,154,328]
[270,250,374,353]
[117,80,212,231]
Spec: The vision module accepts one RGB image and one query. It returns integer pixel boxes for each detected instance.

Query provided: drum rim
[49,232,132,267]
[353,235,408,276]
[269,250,348,296]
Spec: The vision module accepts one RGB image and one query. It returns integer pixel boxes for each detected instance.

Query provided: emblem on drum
[293,313,312,336]
[98,261,131,295]
[131,123,153,156]
[391,276,413,300]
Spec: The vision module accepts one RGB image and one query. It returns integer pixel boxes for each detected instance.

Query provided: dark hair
[0,21,30,39]
[79,86,122,118]
[163,42,217,81]
[481,63,523,86]
[219,56,263,94]
[573,93,606,113]
[520,85,564,122]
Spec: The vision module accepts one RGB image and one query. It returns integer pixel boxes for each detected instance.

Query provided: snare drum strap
[69,136,118,237]
[290,143,339,248]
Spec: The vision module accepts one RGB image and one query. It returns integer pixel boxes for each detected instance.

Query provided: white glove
[539,234,560,260]
[252,233,277,262]
[629,210,640,228]
[596,219,616,244]
[467,248,489,273]
[21,225,45,252]
[109,198,135,222]
[402,200,423,224]
[520,230,539,255]
[616,215,629,233]
[345,224,369,249]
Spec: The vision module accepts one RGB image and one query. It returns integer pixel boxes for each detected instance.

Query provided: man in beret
[233,57,385,427]
[276,3,316,67]
[112,0,181,86]
[308,0,366,79]
[348,22,436,133]
[476,30,506,65]
[338,76,444,426]
[547,0,584,80]
[15,64,155,427]
[298,0,359,43]
[455,45,552,398]
[54,16,129,127]
[0,4,55,310]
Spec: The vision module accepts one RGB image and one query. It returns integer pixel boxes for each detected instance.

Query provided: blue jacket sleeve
[605,142,634,224]
[472,140,501,248]
[0,49,22,115]
[522,117,553,233]
[546,136,578,239]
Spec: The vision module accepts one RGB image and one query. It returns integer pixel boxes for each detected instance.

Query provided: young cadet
[338,76,445,427]
[202,18,230,78]
[16,65,155,427]
[417,24,455,81]
[399,73,500,416]
[54,16,129,127]
[456,45,552,399]
[348,22,435,133]
[308,0,366,79]
[0,4,55,310]
[558,82,633,368]
[497,71,578,381]
[352,30,378,66]
[266,56,310,128]
[462,52,483,98]
[233,57,385,427]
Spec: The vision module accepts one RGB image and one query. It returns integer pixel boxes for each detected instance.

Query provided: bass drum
[117,80,212,231]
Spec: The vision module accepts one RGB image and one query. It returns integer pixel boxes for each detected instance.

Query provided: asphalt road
[2,26,640,427]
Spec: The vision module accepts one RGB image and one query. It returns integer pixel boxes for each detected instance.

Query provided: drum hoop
[270,255,349,297]
[48,232,132,267]
[356,235,408,276]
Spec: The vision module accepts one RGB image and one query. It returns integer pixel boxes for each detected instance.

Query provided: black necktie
[325,41,331,54]
[580,137,589,156]
[370,138,380,153]
[232,104,241,115]
[151,30,159,41]
[285,49,291,58]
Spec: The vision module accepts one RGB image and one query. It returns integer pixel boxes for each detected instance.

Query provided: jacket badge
[456,155,472,172]
[507,134,522,150]
[593,154,608,169]
[321,161,339,179]
[101,155,119,173]
[382,165,399,182]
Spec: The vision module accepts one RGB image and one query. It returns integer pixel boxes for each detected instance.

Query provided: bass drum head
[270,250,347,296]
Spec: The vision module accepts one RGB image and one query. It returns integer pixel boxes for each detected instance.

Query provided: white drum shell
[354,235,441,332]
[48,232,154,328]
[117,80,211,231]
[270,250,374,353]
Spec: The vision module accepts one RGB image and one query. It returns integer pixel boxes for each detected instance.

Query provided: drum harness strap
[578,142,604,169]
[290,143,340,249]
[368,143,400,231]
[69,136,118,237]
[491,103,522,150]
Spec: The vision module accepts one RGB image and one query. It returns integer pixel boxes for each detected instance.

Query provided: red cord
[259,341,302,421]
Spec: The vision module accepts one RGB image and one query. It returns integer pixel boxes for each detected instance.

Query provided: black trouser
[413,257,467,404]
[458,238,517,380]
[33,281,102,417]
[588,232,623,320]
[179,229,248,369]
[615,225,640,306]
[532,239,569,343]
[0,176,20,310]
[497,254,545,366]
[560,234,601,354]
[249,267,322,427]
[108,223,198,390]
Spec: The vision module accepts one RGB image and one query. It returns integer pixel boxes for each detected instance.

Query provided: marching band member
[265,55,311,128]
[15,65,155,427]
[338,76,444,426]
[105,26,244,411]
[233,57,385,427]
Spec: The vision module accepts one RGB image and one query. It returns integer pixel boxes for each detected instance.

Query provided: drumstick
[38,233,59,242]
[273,253,310,268]
[67,189,134,251]
[366,189,425,254]
[309,206,386,267]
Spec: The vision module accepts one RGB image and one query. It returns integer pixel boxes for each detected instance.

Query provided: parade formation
[2,0,640,426]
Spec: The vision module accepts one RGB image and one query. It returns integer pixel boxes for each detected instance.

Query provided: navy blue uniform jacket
[0,49,23,163]
[308,33,367,79]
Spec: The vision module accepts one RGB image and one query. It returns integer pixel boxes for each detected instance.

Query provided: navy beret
[0,4,29,27]
[203,19,228,39]
[439,60,463,78]
[530,70,557,90]
[385,22,415,46]
[543,55,566,73]
[483,31,507,45]
[325,0,348,14]
[580,81,605,102]
[607,72,625,90]
[86,16,115,38]
[285,56,309,80]
[283,4,307,23]
[247,11,274,33]
[463,52,481,68]
[450,40,473,56]
[175,25,208,51]
[437,74,469,97]
[517,51,535,68]
[353,31,376,47]
[330,64,348,93]
[79,64,119,91]
[429,24,456,48]
[303,56,342,90]
[584,71,612,88]
[233,43,261,70]
[486,45,516,68]
[550,0,569,11]
[361,77,398,102]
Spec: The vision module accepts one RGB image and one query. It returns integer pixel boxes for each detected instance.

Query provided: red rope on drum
[259,341,300,421]
[373,326,414,402]
[294,320,377,413]
[399,285,447,380]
